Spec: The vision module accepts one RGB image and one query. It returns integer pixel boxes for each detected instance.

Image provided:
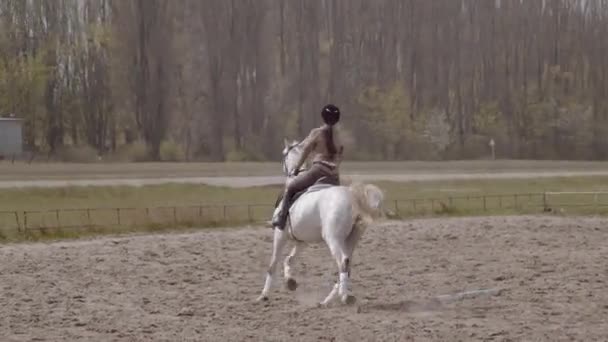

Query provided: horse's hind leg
[337,248,356,305]
[257,228,287,302]
[284,243,304,291]
[320,238,355,306]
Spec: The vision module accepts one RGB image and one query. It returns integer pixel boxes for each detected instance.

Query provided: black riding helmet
[321,104,340,126]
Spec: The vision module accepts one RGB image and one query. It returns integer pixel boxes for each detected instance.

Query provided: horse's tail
[345,182,385,254]
[349,181,385,222]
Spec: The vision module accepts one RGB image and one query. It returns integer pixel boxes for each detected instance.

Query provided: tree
[111,0,176,160]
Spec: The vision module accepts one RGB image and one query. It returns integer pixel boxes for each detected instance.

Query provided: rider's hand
[290,169,300,177]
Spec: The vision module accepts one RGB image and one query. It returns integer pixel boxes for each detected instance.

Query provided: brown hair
[323,125,337,157]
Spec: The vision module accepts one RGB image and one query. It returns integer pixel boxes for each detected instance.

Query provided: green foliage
[2,1,608,162]
[160,140,186,162]
[357,82,414,159]
[473,102,504,136]
[356,82,443,160]
[225,149,250,162]
[0,52,50,150]
[126,141,149,162]
[108,141,149,162]
[225,138,267,162]
[358,82,411,144]
[55,145,99,163]
[88,22,112,48]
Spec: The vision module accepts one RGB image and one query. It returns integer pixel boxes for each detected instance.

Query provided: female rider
[272,104,344,231]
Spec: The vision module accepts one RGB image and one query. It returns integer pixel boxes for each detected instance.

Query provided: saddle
[273,175,340,209]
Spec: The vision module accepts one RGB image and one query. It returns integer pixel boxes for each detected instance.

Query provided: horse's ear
[284,138,290,148]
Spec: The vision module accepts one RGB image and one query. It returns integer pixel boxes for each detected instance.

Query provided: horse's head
[282,138,304,177]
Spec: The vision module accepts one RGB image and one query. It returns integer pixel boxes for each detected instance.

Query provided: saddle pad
[289,183,335,206]
[305,183,335,194]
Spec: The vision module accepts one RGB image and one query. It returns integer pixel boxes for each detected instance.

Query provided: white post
[489,138,496,160]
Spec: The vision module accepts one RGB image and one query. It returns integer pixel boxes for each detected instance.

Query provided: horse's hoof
[285,278,298,291]
[256,295,269,302]
[342,295,357,305]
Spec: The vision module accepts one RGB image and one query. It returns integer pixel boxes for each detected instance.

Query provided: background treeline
[2,0,608,162]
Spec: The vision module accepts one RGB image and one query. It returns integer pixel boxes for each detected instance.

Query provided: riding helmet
[321,104,340,126]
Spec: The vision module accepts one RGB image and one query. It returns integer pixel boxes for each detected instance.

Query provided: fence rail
[2,191,608,233]
[5,203,274,232]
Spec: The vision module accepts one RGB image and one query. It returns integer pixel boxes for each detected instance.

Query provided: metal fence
[2,191,608,233]
[0,203,274,232]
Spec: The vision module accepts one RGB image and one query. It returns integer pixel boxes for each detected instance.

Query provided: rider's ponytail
[323,125,337,157]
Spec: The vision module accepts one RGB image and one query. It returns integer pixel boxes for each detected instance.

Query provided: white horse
[256,139,385,306]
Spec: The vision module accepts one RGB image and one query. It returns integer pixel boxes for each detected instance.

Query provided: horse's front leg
[283,243,304,291]
[257,227,287,302]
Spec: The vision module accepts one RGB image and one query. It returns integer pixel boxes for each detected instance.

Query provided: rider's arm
[293,129,319,173]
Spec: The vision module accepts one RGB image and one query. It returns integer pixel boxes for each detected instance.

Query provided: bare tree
[111,0,176,160]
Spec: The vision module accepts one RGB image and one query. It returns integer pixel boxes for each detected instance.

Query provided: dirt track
[2,170,608,188]
[1,215,607,341]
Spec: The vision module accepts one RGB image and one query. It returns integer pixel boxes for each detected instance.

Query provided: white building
[0,117,24,158]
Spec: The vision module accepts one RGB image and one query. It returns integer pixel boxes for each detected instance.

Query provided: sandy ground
[2,170,608,188]
[1,215,607,341]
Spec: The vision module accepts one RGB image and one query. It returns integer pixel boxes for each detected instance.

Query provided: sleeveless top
[293,124,344,173]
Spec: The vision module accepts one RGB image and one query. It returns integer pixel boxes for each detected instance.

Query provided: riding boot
[272,165,324,230]
[272,198,290,230]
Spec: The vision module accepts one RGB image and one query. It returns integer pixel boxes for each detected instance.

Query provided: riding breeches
[274,163,337,229]
[287,163,334,197]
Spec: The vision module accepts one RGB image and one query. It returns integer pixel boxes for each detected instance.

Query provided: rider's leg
[267,190,285,227]
[273,165,326,230]
[274,190,284,208]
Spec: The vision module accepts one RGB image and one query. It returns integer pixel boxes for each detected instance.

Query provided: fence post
[412,199,417,212]
[87,209,92,228]
[483,196,487,211]
[594,193,599,209]
[542,192,548,211]
[394,200,399,216]
[499,195,503,209]
[248,205,253,222]
[23,211,27,231]
[55,209,60,228]
[514,194,519,209]
[223,205,227,220]
[116,208,121,225]
[198,205,203,218]
[14,211,20,232]
[173,207,177,223]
